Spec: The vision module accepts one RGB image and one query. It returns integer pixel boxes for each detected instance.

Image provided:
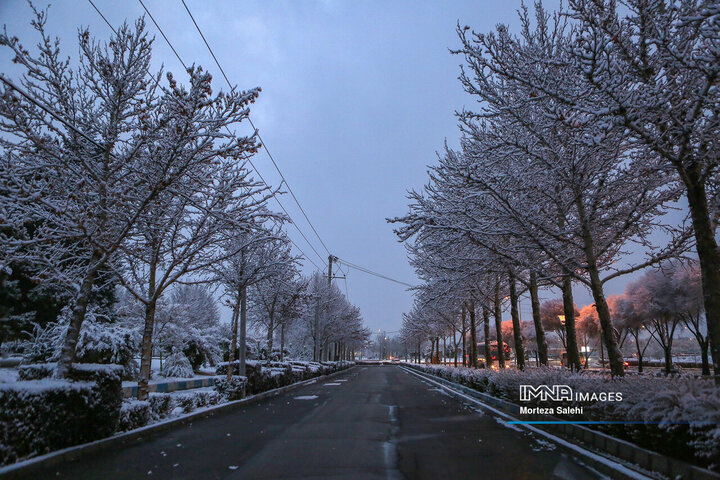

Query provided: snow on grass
[0,368,18,383]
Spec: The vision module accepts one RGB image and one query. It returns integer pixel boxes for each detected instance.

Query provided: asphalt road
[25,365,603,480]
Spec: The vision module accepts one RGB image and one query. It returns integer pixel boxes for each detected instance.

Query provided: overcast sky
[3,0,667,334]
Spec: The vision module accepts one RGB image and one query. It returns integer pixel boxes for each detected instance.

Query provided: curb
[402,366,720,480]
[122,377,216,398]
[0,366,356,479]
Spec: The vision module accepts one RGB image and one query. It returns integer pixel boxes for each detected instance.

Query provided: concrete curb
[403,365,720,480]
[122,377,215,398]
[0,366,356,479]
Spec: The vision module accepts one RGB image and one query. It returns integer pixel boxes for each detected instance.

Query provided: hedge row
[215,360,353,395]
[118,360,355,433]
[0,364,123,466]
[411,364,720,471]
[117,389,225,431]
[2,360,355,466]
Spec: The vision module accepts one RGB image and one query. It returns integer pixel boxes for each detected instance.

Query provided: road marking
[400,367,652,480]
[294,395,319,400]
[324,382,341,386]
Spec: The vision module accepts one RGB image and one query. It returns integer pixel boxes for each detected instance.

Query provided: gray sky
[3,0,664,334]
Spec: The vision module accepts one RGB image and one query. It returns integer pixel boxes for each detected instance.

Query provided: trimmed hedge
[215,360,353,396]
[118,401,151,432]
[2,360,355,466]
[213,375,247,401]
[0,363,123,466]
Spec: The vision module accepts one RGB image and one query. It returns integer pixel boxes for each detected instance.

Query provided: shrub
[0,363,123,466]
[21,310,139,380]
[214,375,247,401]
[17,363,54,381]
[161,350,193,378]
[148,393,173,420]
[117,401,151,432]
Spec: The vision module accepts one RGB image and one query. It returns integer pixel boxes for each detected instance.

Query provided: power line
[126,0,416,289]
[142,0,327,268]
[335,257,415,288]
[179,0,332,257]
[86,0,324,271]
[138,0,187,70]
[136,0,326,268]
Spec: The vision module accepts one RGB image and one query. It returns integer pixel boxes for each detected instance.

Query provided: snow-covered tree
[450,4,684,375]
[249,233,302,356]
[0,11,263,380]
[568,0,720,382]
[213,226,289,377]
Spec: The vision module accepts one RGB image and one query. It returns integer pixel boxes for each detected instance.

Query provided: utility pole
[328,255,342,287]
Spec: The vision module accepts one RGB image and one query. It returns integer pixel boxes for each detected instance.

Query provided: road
[25,365,603,480]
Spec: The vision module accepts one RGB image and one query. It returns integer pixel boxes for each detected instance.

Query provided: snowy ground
[0,368,18,383]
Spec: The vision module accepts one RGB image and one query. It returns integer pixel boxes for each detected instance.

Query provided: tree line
[0,9,369,399]
[389,0,719,380]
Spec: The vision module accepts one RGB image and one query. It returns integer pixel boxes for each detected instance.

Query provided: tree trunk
[267,314,274,357]
[561,276,582,371]
[634,333,644,373]
[55,255,101,378]
[685,180,720,384]
[529,273,548,366]
[137,297,158,401]
[468,303,477,368]
[575,195,625,376]
[663,348,672,375]
[483,307,492,368]
[280,323,286,362]
[227,292,241,380]
[453,331,458,367]
[509,273,525,370]
[494,281,505,369]
[700,340,710,376]
[313,297,320,362]
[586,266,624,376]
[239,285,248,376]
[461,307,467,366]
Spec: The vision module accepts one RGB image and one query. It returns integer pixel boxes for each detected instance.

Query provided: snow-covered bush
[22,308,139,380]
[161,350,194,378]
[213,375,247,401]
[16,363,54,381]
[148,393,173,420]
[215,360,355,395]
[0,364,123,466]
[172,390,222,413]
[0,380,95,465]
[117,400,151,432]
